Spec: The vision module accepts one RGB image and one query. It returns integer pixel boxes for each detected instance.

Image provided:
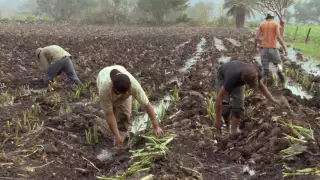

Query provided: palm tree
[223,0,255,28]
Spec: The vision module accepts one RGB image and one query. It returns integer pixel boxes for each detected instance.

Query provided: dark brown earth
[0,22,319,180]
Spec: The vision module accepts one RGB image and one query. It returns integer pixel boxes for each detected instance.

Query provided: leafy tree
[294,0,320,24]
[223,0,255,28]
[137,0,188,24]
[35,0,93,21]
[187,1,213,23]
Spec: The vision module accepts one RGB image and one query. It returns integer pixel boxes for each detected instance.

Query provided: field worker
[36,45,82,86]
[214,60,282,135]
[254,11,288,87]
[96,65,163,149]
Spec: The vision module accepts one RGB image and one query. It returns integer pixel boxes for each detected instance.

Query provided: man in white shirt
[97,65,163,149]
[36,45,82,86]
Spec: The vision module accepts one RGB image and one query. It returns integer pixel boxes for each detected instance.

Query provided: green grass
[285,24,320,60]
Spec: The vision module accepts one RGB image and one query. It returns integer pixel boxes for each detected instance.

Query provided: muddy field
[0,23,320,180]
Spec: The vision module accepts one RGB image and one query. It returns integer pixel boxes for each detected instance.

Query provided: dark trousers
[45,56,82,86]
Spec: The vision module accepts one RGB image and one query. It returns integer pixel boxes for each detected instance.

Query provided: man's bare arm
[106,112,121,138]
[258,80,279,104]
[254,28,261,49]
[145,103,160,129]
[214,87,227,133]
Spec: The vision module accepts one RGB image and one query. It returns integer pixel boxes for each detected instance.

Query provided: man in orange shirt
[254,11,288,87]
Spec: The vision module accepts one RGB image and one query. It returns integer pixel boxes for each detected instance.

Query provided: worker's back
[259,20,280,48]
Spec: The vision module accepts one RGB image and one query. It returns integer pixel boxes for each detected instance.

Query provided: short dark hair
[110,69,131,93]
[266,15,274,20]
[241,67,258,87]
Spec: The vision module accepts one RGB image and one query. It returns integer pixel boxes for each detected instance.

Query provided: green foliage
[137,0,188,24]
[176,14,191,23]
[285,24,320,59]
[293,0,320,24]
[223,0,256,28]
[186,1,213,23]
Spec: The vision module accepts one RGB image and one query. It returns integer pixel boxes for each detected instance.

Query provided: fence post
[305,28,311,44]
[293,25,298,40]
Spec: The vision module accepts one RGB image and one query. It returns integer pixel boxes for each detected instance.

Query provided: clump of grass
[0,91,14,106]
[170,85,180,105]
[97,134,176,180]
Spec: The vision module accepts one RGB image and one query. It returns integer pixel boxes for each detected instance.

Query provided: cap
[266,11,275,17]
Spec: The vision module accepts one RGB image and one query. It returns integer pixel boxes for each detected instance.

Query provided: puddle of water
[285,78,313,99]
[226,38,241,47]
[254,55,313,99]
[214,37,227,51]
[176,40,190,49]
[131,95,171,134]
[179,38,206,73]
[132,38,207,134]
[218,56,232,64]
[287,47,320,76]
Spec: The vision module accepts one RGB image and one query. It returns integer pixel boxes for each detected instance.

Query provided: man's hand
[284,49,288,57]
[214,121,221,134]
[114,134,124,149]
[154,126,163,137]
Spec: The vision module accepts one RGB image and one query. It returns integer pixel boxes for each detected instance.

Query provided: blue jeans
[260,48,281,76]
[260,48,285,85]
[45,56,82,86]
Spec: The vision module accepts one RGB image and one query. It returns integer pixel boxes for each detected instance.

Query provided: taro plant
[0,91,14,106]
[85,128,92,145]
[283,167,320,177]
[93,124,99,144]
[206,94,215,122]
[65,103,72,113]
[170,85,180,105]
[245,89,253,97]
[157,102,167,122]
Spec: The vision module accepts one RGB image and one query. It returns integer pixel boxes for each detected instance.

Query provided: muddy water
[218,56,231,64]
[131,38,207,134]
[179,38,206,73]
[287,47,320,76]
[226,38,241,47]
[254,55,313,99]
[214,37,227,51]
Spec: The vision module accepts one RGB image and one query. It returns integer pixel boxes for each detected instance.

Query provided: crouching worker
[214,60,282,135]
[36,45,82,86]
[96,65,163,149]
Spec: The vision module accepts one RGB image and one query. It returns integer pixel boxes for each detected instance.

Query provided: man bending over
[36,45,82,86]
[214,60,281,135]
[97,65,163,149]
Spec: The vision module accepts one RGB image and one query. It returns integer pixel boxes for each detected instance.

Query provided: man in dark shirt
[214,60,281,135]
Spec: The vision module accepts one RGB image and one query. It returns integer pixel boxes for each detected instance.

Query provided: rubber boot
[277,71,286,89]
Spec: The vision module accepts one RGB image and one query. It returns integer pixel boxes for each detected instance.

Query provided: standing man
[36,45,82,86]
[254,11,288,87]
[97,65,163,149]
[214,60,281,135]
